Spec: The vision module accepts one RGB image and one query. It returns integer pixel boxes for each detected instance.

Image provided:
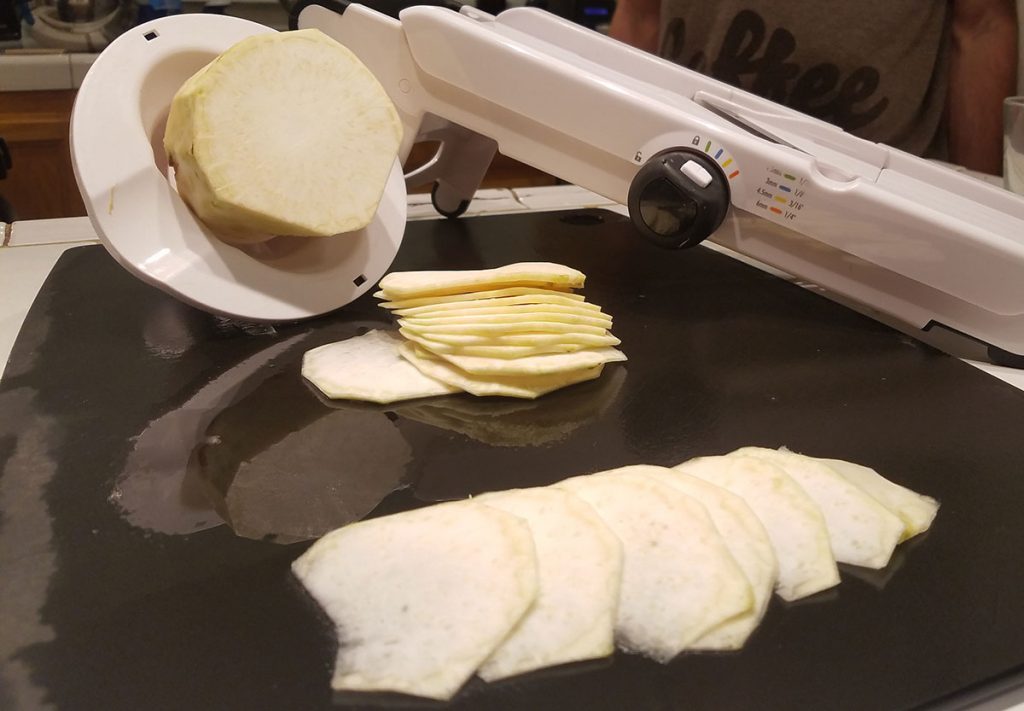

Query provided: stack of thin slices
[303,263,627,402]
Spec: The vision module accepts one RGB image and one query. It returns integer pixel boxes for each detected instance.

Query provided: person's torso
[658,1,950,157]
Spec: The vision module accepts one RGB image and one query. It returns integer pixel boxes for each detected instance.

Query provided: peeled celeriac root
[475,488,623,681]
[291,501,538,701]
[164,29,401,242]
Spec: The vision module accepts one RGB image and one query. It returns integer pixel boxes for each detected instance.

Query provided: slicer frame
[298,2,1024,361]
[69,13,407,323]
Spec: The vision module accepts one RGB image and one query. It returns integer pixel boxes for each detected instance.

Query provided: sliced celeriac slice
[376,286,585,310]
[632,465,778,650]
[554,470,752,662]
[405,329,620,348]
[730,447,905,569]
[291,501,538,700]
[302,330,460,403]
[398,343,604,399]
[817,457,939,540]
[393,294,602,316]
[378,263,585,299]
[400,330,602,358]
[475,488,623,681]
[406,309,610,327]
[401,304,606,320]
[400,320,610,336]
[433,346,627,377]
[402,312,612,330]
[676,455,839,601]
[164,29,402,242]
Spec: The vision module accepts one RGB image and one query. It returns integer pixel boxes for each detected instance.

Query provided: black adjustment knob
[627,148,731,249]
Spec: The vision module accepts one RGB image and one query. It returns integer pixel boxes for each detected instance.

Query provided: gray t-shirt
[658,2,951,157]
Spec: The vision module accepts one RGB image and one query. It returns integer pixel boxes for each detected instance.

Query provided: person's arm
[608,0,662,54]
[947,0,1018,174]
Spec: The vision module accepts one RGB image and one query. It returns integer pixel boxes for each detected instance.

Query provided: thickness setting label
[755,167,806,220]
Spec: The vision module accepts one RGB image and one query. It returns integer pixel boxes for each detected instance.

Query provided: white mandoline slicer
[73,4,1024,363]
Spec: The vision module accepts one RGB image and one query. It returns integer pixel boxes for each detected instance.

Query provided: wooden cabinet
[0,90,87,221]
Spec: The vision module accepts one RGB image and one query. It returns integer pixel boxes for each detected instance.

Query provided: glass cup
[1005,96,1024,194]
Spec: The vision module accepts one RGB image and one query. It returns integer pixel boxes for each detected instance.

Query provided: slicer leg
[987,345,1024,369]
[405,119,498,219]
[431,182,472,219]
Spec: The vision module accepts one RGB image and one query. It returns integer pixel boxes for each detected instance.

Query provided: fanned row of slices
[292,447,939,701]
[302,263,626,402]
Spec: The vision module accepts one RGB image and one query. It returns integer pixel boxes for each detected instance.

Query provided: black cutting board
[2,209,1024,711]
